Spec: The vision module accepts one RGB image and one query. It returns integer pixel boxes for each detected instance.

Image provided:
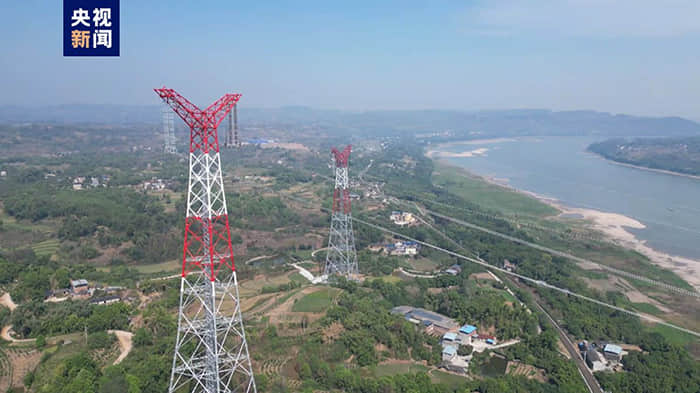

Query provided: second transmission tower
[162,103,177,154]
[324,145,358,278]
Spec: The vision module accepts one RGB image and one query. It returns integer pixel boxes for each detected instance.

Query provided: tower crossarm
[203,93,242,130]
[331,145,352,168]
[154,87,208,131]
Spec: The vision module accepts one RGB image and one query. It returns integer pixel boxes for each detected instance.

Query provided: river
[435,136,700,262]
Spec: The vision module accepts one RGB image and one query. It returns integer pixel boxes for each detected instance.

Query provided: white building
[385,241,420,256]
[390,211,417,226]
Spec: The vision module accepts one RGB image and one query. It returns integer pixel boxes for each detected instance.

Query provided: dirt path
[311,247,328,258]
[0,293,17,311]
[108,330,133,365]
[1,325,34,343]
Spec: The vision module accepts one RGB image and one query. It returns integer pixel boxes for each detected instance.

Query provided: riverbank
[546,201,700,292]
[481,169,700,292]
[427,141,700,292]
[587,152,700,181]
[426,138,516,159]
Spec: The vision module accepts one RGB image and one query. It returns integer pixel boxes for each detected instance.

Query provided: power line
[337,170,698,298]
[391,198,699,298]
[282,193,700,339]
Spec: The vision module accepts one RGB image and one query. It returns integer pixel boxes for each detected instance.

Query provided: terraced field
[291,288,340,313]
[31,239,60,257]
[4,347,42,390]
[0,349,11,392]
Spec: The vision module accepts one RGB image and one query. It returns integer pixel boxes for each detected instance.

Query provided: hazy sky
[1,0,699,120]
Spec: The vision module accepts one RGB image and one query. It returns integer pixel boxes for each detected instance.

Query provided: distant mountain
[1,105,699,138]
[0,104,160,124]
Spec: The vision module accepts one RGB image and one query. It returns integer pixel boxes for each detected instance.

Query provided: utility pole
[155,87,256,393]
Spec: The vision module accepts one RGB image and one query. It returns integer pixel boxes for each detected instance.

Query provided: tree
[133,327,153,347]
[457,344,473,356]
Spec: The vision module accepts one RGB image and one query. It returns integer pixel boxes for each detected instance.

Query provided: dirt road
[108,330,133,365]
[0,293,17,311]
[1,325,34,343]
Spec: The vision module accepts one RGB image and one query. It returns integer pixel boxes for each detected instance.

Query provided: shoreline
[588,151,700,181]
[426,138,517,159]
[427,145,700,292]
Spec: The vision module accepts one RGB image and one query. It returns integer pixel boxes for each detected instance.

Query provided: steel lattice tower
[162,103,177,154]
[224,104,239,148]
[324,145,358,278]
[154,87,256,393]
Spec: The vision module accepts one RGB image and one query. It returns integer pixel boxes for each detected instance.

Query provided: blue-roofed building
[442,332,458,343]
[459,325,477,335]
[442,345,457,361]
[485,338,495,345]
[458,324,477,344]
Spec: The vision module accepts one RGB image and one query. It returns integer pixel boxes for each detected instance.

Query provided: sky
[1,0,699,120]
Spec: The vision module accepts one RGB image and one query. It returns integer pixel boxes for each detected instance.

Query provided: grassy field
[376,275,402,283]
[133,260,181,274]
[429,369,469,389]
[373,362,429,377]
[288,272,308,284]
[649,324,697,347]
[406,257,441,272]
[432,163,558,217]
[292,288,339,313]
[631,302,663,315]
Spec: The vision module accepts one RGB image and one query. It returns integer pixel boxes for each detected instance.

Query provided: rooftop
[443,332,458,341]
[442,345,457,356]
[459,325,477,334]
[391,306,459,329]
[71,279,88,287]
[604,344,623,355]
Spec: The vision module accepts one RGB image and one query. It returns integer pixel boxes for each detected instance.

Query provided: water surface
[440,137,700,260]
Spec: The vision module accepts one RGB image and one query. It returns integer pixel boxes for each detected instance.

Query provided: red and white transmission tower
[154,87,256,393]
[324,145,358,278]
